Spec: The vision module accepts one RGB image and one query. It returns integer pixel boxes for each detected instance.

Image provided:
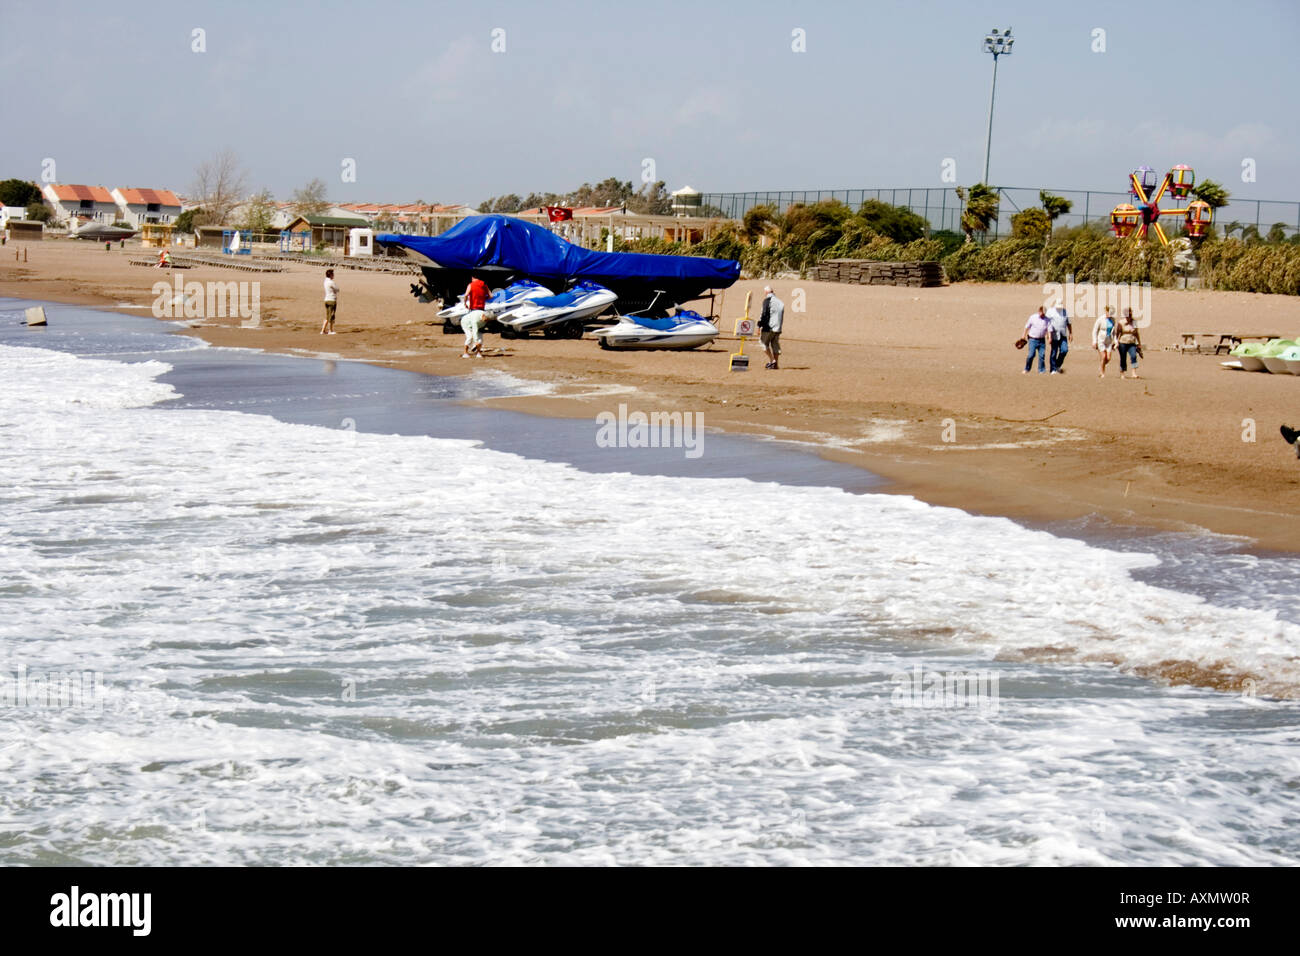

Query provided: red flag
[546,205,573,223]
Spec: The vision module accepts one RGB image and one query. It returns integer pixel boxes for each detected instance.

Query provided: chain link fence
[699,187,1300,241]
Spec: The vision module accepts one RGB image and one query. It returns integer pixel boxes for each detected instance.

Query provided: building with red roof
[111,188,182,228]
[41,184,118,227]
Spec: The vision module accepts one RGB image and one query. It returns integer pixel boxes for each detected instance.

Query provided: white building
[41,184,118,227]
[111,188,182,228]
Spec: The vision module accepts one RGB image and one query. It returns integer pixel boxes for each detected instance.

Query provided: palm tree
[956,184,999,242]
[1192,179,1231,210]
[1038,190,1073,223]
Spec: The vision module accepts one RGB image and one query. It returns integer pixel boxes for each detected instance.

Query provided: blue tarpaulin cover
[378,215,739,289]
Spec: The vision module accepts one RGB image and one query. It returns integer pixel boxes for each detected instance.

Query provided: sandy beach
[4,240,1299,551]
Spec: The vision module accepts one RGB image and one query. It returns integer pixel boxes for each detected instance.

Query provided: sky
[3,0,1298,207]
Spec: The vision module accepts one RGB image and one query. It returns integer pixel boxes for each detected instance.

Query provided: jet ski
[592,309,720,350]
[436,279,553,320]
[498,281,618,338]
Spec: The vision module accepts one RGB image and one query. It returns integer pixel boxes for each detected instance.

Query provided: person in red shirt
[461,276,490,358]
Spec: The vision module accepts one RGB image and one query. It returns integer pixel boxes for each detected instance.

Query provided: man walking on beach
[1023,306,1050,374]
[461,275,490,358]
[759,285,785,370]
[1048,304,1072,374]
[321,269,339,335]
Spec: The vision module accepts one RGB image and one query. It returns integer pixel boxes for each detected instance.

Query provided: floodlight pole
[981,28,1013,186]
[982,55,999,185]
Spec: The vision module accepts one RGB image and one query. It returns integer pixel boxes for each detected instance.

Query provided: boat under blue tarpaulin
[378,215,739,314]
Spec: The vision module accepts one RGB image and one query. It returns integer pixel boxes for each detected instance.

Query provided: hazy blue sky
[3,0,1297,205]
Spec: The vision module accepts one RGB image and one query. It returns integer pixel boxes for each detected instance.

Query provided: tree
[484,193,523,213]
[24,202,52,223]
[173,207,213,234]
[1266,222,1288,244]
[742,204,778,243]
[191,150,248,224]
[0,179,42,207]
[777,200,852,254]
[290,178,330,217]
[956,183,999,242]
[856,199,928,243]
[1192,179,1230,210]
[240,189,277,235]
[627,180,671,215]
[1039,190,1072,222]
[1011,207,1051,240]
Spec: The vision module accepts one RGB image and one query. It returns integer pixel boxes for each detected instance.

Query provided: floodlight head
[1003,37,1014,53]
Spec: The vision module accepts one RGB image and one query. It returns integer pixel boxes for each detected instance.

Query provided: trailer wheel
[564,319,586,339]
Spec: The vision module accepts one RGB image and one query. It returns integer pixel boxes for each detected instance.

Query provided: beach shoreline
[4,241,1299,553]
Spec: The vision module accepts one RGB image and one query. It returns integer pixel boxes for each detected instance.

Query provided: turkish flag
[546,206,573,223]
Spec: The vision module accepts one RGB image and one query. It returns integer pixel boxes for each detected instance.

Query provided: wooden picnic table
[1178,331,1280,354]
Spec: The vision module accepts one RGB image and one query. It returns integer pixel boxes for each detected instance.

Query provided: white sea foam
[1,342,1298,866]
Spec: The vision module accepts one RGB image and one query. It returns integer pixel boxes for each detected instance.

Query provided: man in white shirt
[1047,304,1072,374]
[321,269,339,335]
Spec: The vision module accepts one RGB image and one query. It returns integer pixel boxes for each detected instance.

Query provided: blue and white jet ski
[437,279,554,320]
[592,309,719,350]
[498,281,618,338]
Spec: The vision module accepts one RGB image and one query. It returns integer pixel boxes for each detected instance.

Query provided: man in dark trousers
[758,285,785,370]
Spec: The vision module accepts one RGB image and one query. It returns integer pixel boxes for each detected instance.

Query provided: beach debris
[25,306,47,326]
[994,408,1067,423]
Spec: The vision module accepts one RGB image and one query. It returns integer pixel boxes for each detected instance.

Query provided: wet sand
[4,240,1299,552]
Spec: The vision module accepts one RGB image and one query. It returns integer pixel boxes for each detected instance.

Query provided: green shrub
[856,199,928,243]
[942,243,984,281]
[1011,208,1051,241]
[931,229,966,259]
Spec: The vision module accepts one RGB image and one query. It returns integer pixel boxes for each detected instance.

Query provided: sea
[1,298,1298,866]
